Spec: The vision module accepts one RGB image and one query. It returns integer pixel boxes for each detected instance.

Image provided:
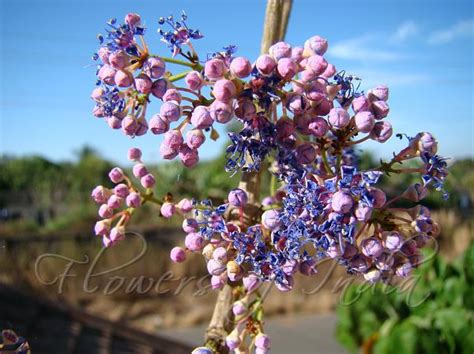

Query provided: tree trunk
[204,1,292,352]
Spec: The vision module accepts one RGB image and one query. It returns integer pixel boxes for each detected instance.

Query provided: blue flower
[158,11,203,55]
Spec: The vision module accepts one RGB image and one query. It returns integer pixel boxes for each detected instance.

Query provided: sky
[1,0,473,165]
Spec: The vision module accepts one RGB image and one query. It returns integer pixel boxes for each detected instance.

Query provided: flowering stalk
[88,5,449,353]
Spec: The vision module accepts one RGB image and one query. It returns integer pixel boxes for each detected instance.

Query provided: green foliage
[336,243,474,354]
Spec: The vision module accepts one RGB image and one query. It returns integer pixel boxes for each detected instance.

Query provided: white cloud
[391,21,419,43]
[329,35,402,62]
[428,19,474,44]
[352,69,430,88]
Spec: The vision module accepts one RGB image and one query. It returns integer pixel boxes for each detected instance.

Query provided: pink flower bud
[361,237,384,258]
[121,116,138,136]
[282,259,298,275]
[396,263,412,277]
[383,231,402,250]
[300,69,317,82]
[243,273,261,293]
[191,105,213,129]
[255,333,271,350]
[371,100,390,119]
[94,219,110,236]
[98,204,114,218]
[369,187,387,208]
[313,98,333,115]
[207,259,226,275]
[98,47,110,64]
[211,275,226,290]
[277,58,298,80]
[140,173,155,188]
[228,188,248,207]
[151,78,168,99]
[276,116,295,140]
[306,55,328,75]
[163,88,182,103]
[114,183,129,198]
[352,95,370,113]
[91,87,104,101]
[179,145,199,167]
[177,198,193,213]
[164,130,184,150]
[321,63,336,78]
[185,71,204,90]
[109,226,125,243]
[285,94,307,114]
[295,143,316,164]
[107,195,123,209]
[269,41,291,60]
[134,74,152,94]
[132,163,148,178]
[135,118,148,136]
[186,129,206,149]
[160,101,181,122]
[182,218,198,233]
[213,247,228,263]
[355,202,373,221]
[368,85,389,101]
[291,46,304,63]
[354,111,375,133]
[234,99,256,120]
[160,144,178,160]
[370,121,393,142]
[127,147,142,161]
[125,13,141,27]
[304,35,328,55]
[415,132,438,154]
[402,183,428,202]
[226,331,241,350]
[331,191,353,213]
[212,79,236,102]
[328,107,350,129]
[144,57,166,79]
[204,58,226,80]
[170,246,186,263]
[109,167,124,183]
[161,202,175,218]
[230,56,252,78]
[91,185,111,204]
[149,114,169,135]
[232,300,246,316]
[98,65,116,85]
[308,117,329,137]
[210,100,233,123]
[106,115,122,129]
[256,54,276,75]
[109,50,128,70]
[126,192,141,208]
[113,70,131,87]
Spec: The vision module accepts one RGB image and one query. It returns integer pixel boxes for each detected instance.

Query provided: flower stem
[160,56,195,68]
[169,70,192,82]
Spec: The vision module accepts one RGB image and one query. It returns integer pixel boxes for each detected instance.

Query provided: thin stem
[321,149,333,176]
[160,56,196,68]
[169,70,192,82]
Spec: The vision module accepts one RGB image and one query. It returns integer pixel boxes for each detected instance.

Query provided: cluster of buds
[89,12,449,354]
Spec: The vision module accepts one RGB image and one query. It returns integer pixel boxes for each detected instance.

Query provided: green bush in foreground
[336,242,474,354]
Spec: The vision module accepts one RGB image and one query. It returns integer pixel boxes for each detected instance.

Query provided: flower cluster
[89,12,449,354]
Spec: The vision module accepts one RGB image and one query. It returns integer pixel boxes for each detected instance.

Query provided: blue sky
[1,0,473,165]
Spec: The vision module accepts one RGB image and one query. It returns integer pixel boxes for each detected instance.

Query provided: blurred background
[0,0,473,353]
